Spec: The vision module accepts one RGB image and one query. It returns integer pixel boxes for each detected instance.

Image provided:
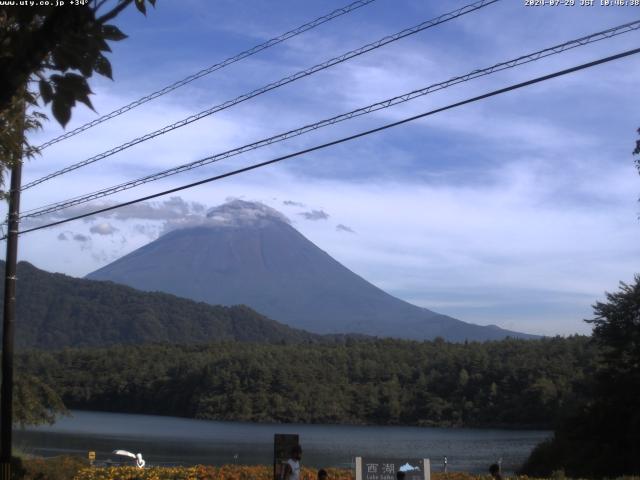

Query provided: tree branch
[95,0,110,12]
[96,0,134,24]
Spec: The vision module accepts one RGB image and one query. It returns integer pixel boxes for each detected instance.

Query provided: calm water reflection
[15,411,550,473]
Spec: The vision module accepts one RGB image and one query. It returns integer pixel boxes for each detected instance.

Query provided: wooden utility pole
[0,99,24,480]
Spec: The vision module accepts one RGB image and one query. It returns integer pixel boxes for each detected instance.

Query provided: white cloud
[20,196,209,229]
[89,223,119,236]
[162,198,290,233]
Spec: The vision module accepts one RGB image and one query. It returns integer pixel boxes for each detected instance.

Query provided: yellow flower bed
[73,465,354,480]
[73,465,538,480]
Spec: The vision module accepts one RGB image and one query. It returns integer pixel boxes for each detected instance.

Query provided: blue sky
[3,0,640,336]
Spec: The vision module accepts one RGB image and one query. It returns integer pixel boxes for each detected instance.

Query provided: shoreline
[50,408,556,432]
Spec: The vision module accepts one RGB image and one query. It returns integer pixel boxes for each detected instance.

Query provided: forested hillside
[0,261,325,348]
[19,336,595,428]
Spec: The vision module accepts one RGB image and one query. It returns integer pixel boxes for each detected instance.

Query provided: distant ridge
[87,200,537,341]
[0,260,327,349]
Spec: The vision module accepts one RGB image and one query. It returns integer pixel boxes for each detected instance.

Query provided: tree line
[17,336,595,429]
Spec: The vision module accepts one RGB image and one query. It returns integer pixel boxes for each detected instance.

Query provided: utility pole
[0,98,24,480]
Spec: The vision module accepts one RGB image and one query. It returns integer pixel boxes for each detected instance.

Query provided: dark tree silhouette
[0,0,156,192]
[522,276,640,478]
[0,0,155,124]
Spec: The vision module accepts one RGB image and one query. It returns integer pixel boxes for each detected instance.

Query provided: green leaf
[54,73,95,112]
[76,92,95,111]
[102,24,128,41]
[55,85,76,105]
[50,75,78,105]
[51,49,71,72]
[94,54,113,79]
[61,73,92,95]
[134,0,146,15]
[39,80,53,105]
[77,55,94,77]
[51,97,72,127]
[97,36,112,53]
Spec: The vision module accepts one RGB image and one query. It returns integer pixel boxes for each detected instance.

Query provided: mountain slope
[87,200,536,341]
[0,260,323,349]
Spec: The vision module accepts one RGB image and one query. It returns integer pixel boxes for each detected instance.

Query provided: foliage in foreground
[12,373,67,426]
[72,466,520,480]
[0,373,67,426]
[16,457,640,480]
[74,465,349,480]
[0,0,156,195]
[14,455,88,480]
[521,276,640,478]
[0,0,155,124]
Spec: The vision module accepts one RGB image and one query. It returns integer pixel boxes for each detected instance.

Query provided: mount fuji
[87,200,535,341]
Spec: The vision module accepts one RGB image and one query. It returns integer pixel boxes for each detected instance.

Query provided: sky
[2,0,640,336]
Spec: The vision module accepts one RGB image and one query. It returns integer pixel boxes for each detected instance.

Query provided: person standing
[489,463,502,480]
[283,445,303,480]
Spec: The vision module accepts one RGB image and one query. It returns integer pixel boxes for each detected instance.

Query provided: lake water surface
[15,410,550,473]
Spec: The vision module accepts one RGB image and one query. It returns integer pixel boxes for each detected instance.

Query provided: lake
[15,410,550,474]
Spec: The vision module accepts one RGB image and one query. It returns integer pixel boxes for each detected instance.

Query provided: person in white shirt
[283,444,303,480]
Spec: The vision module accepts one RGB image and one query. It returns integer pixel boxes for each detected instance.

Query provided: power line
[19,19,640,220]
[11,46,640,239]
[21,0,499,192]
[34,0,377,151]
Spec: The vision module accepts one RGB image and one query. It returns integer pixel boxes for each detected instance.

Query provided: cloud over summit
[90,223,118,236]
[161,199,291,234]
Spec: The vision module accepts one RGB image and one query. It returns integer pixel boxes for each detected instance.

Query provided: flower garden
[19,458,528,480]
[72,466,511,480]
[19,456,640,480]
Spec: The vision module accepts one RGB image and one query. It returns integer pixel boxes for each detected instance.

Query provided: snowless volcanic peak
[205,200,290,228]
[88,198,538,341]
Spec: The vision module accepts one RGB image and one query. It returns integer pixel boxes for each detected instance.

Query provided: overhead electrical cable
[18,19,640,220]
[22,0,499,191]
[35,0,378,151]
[9,46,639,239]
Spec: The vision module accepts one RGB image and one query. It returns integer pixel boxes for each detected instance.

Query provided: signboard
[273,433,299,480]
[355,457,431,480]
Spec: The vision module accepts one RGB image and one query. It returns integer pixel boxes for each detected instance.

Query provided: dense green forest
[18,336,595,428]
